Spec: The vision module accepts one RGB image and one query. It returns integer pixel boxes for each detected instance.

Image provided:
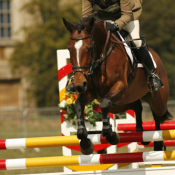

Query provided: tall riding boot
[66,76,76,93]
[137,44,164,91]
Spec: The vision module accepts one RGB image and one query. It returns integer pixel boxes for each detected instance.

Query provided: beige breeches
[123,20,142,47]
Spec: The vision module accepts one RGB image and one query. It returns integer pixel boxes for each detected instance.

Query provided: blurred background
[0,0,175,174]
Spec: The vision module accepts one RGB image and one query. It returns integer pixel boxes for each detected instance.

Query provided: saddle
[119,30,141,62]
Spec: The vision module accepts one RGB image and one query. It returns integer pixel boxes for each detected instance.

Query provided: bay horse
[63,17,172,155]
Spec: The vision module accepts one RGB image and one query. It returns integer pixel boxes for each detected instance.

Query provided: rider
[66,0,163,92]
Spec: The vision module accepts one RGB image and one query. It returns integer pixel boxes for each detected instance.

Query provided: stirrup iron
[147,73,164,92]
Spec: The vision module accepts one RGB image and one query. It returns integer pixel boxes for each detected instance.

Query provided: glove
[106,22,119,32]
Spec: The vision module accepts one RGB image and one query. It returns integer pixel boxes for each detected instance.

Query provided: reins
[111,33,146,49]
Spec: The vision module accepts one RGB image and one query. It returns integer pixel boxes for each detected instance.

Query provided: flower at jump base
[62,93,68,100]
[71,94,77,100]
[66,98,73,105]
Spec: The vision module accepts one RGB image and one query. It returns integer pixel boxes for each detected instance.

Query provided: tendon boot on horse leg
[100,98,120,145]
[75,97,94,155]
[137,42,164,91]
[66,76,76,93]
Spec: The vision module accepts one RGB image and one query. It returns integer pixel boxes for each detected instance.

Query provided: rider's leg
[123,20,163,91]
[123,20,142,47]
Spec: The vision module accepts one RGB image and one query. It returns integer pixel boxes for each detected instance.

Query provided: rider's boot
[66,76,76,93]
[137,43,164,91]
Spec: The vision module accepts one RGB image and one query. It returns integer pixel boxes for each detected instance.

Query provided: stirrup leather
[147,73,164,91]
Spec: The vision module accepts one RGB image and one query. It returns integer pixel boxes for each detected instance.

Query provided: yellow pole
[26,156,79,168]
[26,135,79,148]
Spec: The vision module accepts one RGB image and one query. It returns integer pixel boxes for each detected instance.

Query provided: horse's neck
[93,23,107,58]
[93,30,131,81]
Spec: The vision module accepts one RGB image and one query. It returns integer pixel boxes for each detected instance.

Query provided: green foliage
[85,100,102,127]
[59,96,102,127]
[10,0,81,107]
[140,0,175,99]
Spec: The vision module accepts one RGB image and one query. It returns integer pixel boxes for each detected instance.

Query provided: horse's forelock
[73,17,103,35]
[73,22,84,34]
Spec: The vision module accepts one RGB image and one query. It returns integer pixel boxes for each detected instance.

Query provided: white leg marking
[75,40,83,66]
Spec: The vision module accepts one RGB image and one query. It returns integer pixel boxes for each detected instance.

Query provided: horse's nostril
[76,86,83,93]
[76,82,87,93]
[83,81,87,87]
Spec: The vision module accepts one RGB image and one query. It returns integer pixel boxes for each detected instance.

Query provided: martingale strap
[92,22,116,70]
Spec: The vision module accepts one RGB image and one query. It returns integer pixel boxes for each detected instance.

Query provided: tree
[10,0,81,107]
[140,0,175,99]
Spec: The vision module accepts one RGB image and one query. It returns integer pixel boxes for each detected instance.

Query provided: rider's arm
[82,0,93,19]
[115,0,133,31]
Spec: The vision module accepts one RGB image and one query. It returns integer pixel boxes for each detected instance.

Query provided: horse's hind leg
[132,100,143,132]
[152,111,166,151]
[130,100,150,145]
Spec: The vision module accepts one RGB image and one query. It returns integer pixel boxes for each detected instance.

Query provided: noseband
[69,35,95,81]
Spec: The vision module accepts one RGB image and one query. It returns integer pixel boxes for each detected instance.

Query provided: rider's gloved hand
[106,22,119,32]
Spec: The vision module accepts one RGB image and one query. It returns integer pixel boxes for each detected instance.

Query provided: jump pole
[16,167,175,175]
[1,130,175,150]
[138,140,175,147]
[1,150,175,170]
[117,121,175,131]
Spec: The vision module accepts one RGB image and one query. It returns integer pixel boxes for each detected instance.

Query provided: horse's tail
[153,109,173,123]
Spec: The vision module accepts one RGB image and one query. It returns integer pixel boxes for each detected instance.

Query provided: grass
[0,106,175,175]
[0,116,64,175]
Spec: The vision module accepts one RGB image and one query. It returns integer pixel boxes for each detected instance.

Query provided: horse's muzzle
[75,81,87,93]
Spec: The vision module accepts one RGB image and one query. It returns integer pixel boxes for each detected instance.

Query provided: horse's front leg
[75,94,94,155]
[100,81,125,145]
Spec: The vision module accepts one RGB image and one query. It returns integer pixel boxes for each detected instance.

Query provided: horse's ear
[63,18,75,33]
[85,17,95,33]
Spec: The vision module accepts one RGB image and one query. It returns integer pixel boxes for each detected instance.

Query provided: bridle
[69,35,96,81]
[69,29,115,81]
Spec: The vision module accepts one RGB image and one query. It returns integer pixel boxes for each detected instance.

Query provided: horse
[63,17,172,155]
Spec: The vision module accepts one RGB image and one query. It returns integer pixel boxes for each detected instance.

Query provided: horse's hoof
[154,141,166,151]
[80,138,94,155]
[136,127,143,132]
[140,141,151,145]
[102,125,112,137]
[106,132,120,145]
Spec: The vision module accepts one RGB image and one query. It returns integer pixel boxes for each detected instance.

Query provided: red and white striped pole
[117,121,175,131]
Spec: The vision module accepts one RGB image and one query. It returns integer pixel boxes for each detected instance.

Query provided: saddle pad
[117,31,157,68]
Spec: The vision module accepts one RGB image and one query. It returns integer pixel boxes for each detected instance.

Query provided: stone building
[0,0,33,109]
[0,0,80,109]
